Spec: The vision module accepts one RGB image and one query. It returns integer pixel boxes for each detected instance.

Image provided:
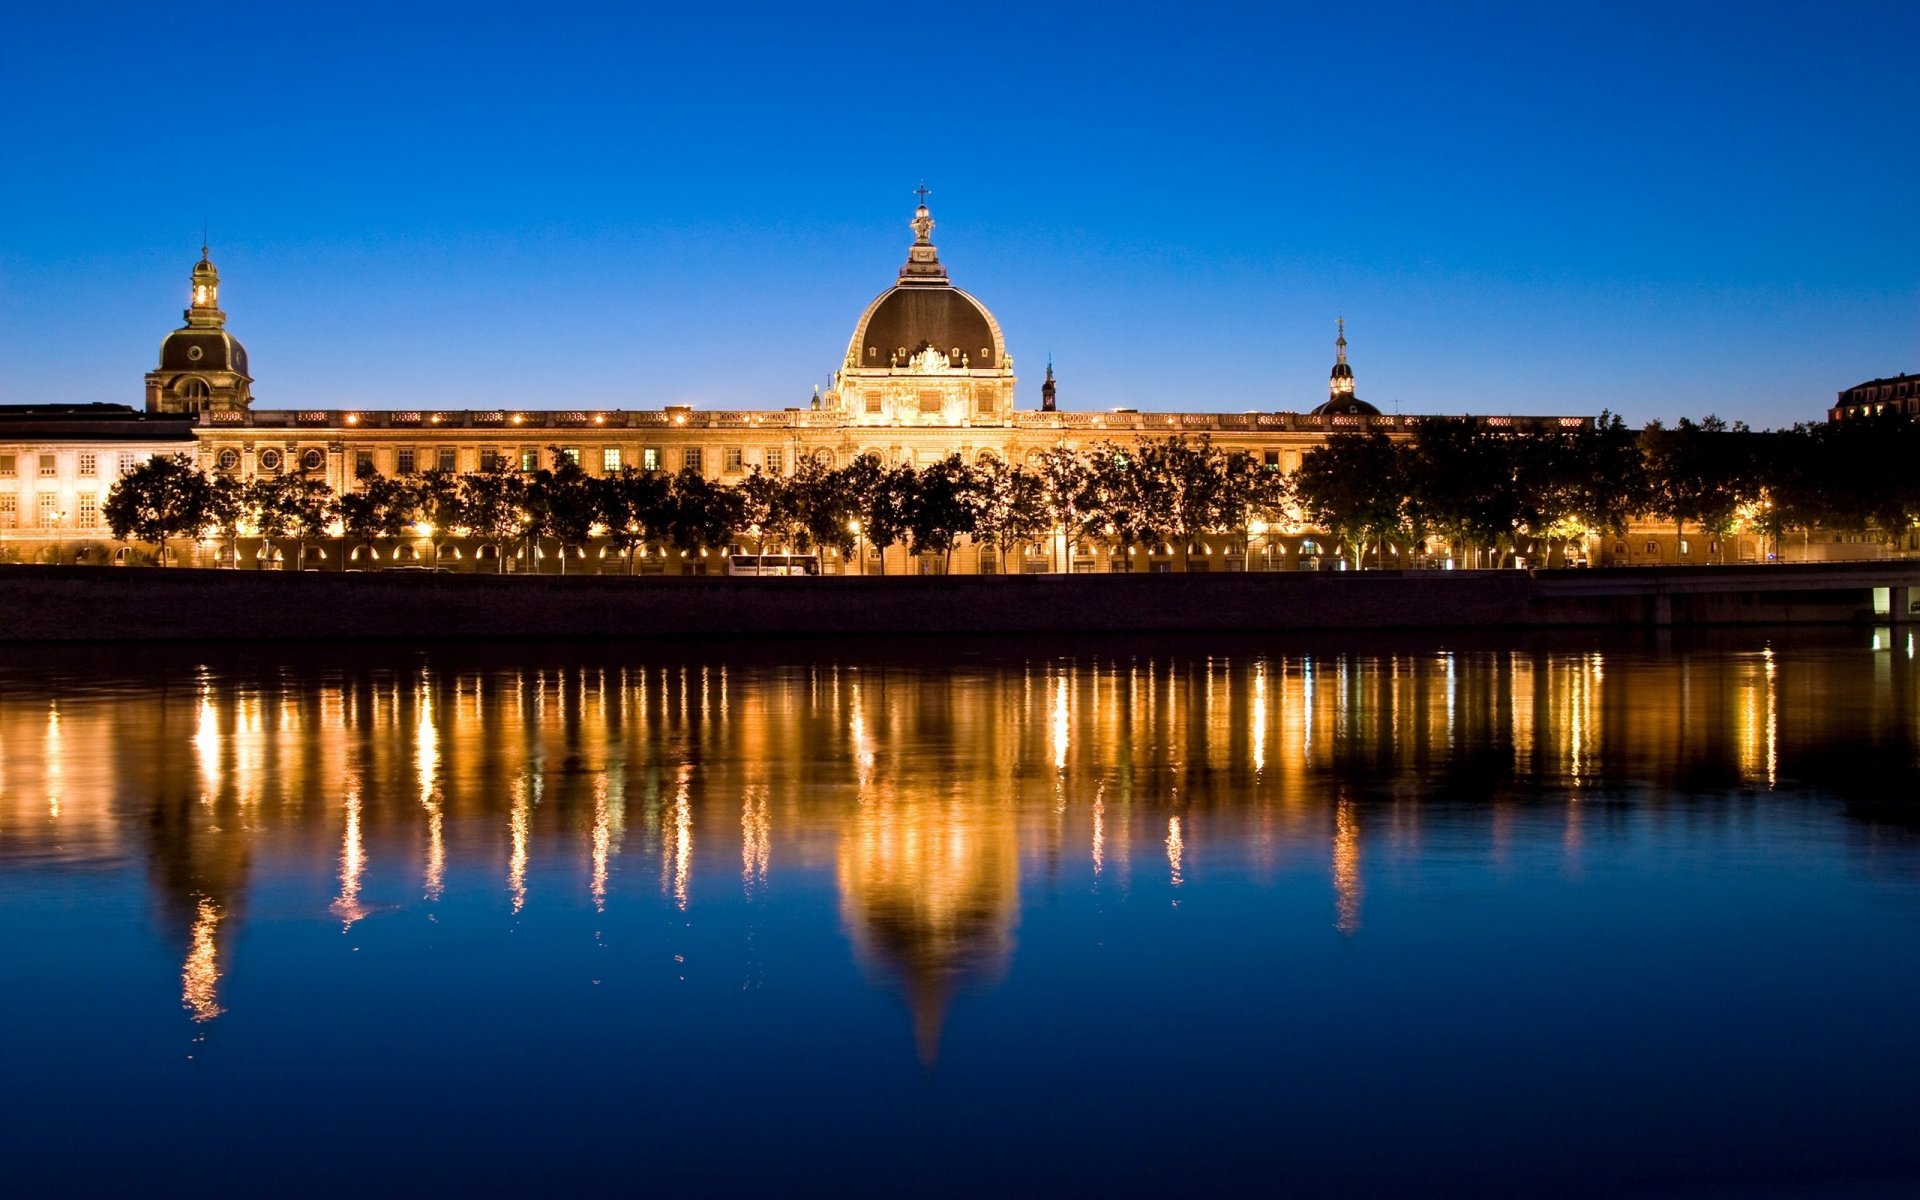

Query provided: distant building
[1830,373,1918,422]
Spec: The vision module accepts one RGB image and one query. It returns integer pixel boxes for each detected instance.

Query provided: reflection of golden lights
[330,781,368,928]
[591,776,611,912]
[181,897,224,1022]
[741,785,770,897]
[671,763,692,911]
[44,704,61,819]
[1251,664,1267,774]
[1091,784,1105,879]
[194,685,220,799]
[850,683,875,784]
[1333,798,1361,935]
[1764,647,1778,789]
[1165,814,1184,895]
[509,777,530,914]
[418,683,444,902]
[1051,674,1070,771]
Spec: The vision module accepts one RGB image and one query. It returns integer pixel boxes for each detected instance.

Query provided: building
[1830,374,1918,422]
[0,404,197,563]
[6,199,1590,572]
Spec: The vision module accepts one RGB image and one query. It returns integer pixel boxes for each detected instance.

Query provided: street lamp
[848,519,863,576]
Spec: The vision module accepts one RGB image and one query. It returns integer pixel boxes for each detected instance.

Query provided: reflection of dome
[849,287,1002,370]
[837,793,1019,1064]
[159,328,249,375]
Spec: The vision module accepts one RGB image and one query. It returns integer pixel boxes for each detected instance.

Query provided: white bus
[728,553,822,577]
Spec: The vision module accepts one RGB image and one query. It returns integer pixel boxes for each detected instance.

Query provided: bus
[728,553,822,577]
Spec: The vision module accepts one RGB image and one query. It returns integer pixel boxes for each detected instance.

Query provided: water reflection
[2,631,1917,1063]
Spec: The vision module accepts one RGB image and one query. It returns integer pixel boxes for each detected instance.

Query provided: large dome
[847,285,1004,371]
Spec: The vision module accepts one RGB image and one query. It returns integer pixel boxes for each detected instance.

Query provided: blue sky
[1,1,1914,428]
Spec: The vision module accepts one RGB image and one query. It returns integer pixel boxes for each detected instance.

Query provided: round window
[301,448,324,472]
[186,345,204,362]
[258,448,282,471]
[216,448,239,471]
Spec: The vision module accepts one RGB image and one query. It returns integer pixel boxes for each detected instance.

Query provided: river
[3,631,1917,1196]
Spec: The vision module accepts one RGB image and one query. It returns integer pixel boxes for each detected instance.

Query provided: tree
[661,467,745,569]
[1641,416,1759,563]
[458,461,530,573]
[526,447,600,574]
[973,455,1051,573]
[247,473,335,571]
[1407,419,1518,568]
[1294,431,1407,569]
[906,454,982,570]
[414,468,464,564]
[598,466,671,573]
[103,453,212,566]
[337,471,419,564]
[205,474,246,568]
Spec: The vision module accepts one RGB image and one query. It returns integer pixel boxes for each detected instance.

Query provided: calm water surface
[3,631,1919,1197]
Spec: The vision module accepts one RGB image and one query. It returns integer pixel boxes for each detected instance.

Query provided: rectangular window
[395,448,416,475]
[602,447,621,473]
[724,447,744,473]
[917,390,942,413]
[559,446,582,466]
[78,452,98,476]
[77,494,98,527]
[1263,450,1280,470]
[39,493,59,527]
[0,495,15,527]
[39,454,57,477]
[683,447,703,474]
[0,454,14,475]
[354,450,375,477]
[520,448,540,472]
[975,393,993,416]
[479,449,500,472]
[118,452,136,474]
[764,448,783,475]
[864,392,883,414]
[437,447,457,473]
[643,447,662,471]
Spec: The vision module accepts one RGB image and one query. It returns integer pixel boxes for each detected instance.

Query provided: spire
[899,185,948,285]
[1041,355,1057,412]
[1329,317,1355,400]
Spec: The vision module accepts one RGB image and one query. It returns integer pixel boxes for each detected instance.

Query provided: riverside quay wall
[1,564,1917,642]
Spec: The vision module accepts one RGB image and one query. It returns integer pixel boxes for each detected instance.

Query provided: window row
[0,492,102,529]
[0,451,132,478]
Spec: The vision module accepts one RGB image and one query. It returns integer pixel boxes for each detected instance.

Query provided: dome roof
[159,329,250,376]
[848,285,1003,370]
[1311,394,1380,417]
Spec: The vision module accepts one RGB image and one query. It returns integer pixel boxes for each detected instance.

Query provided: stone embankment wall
[0,566,1889,642]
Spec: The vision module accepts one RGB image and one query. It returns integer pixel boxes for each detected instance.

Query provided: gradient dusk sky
[1,1,1914,429]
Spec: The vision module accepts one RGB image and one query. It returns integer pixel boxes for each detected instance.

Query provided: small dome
[159,329,249,376]
[1311,395,1380,417]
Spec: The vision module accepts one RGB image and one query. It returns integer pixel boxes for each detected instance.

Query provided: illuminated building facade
[9,200,1596,569]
